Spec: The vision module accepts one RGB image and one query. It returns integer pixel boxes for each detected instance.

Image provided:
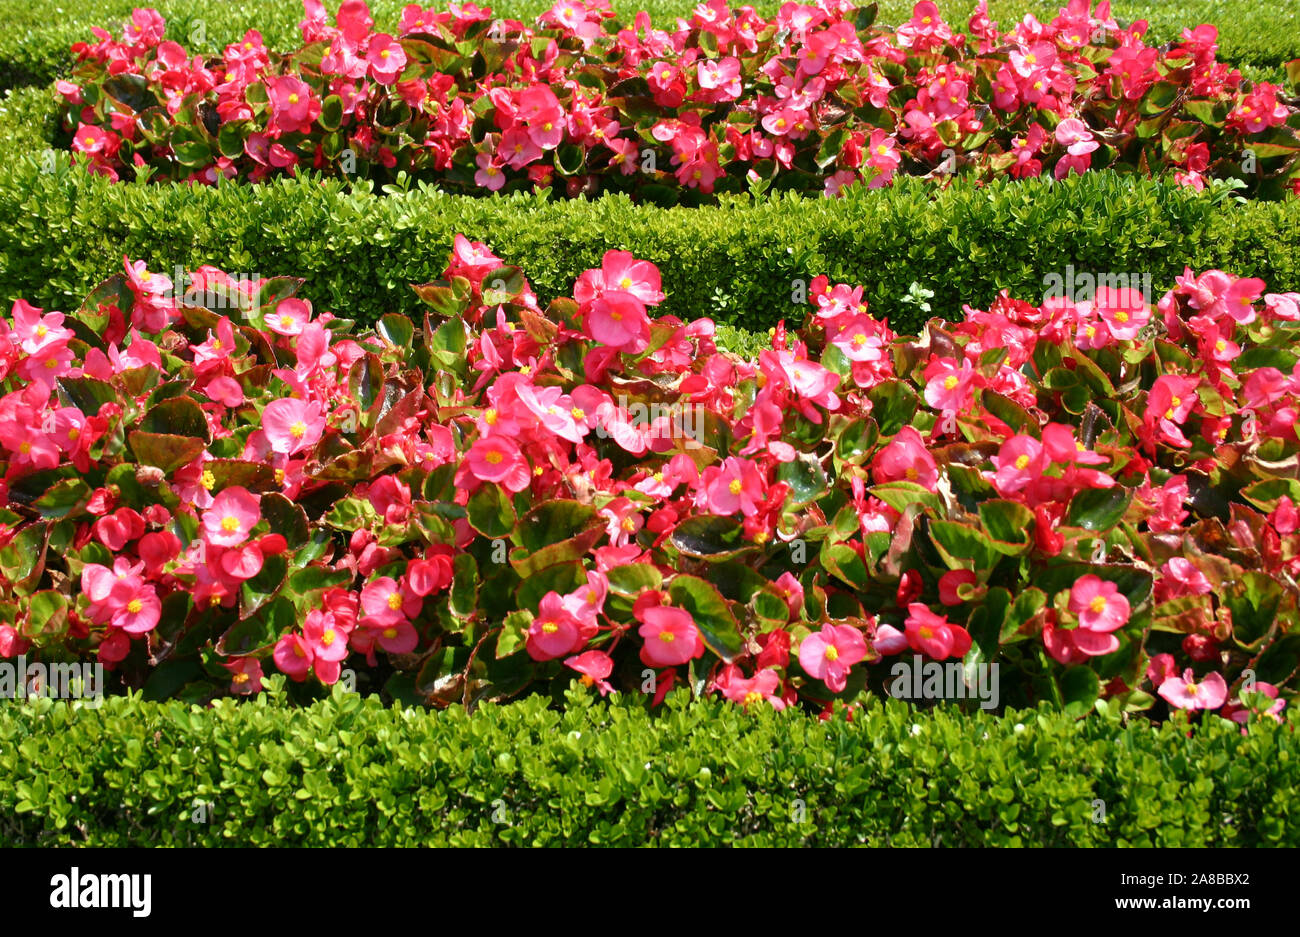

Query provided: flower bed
[56,0,1300,199]
[2,236,1298,723]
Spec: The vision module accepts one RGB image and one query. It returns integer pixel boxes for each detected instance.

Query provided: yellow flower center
[824,645,839,661]
[1114,311,1129,323]
[1014,454,1030,470]
[387,593,402,611]
[201,470,215,490]
[322,629,336,646]
[943,375,958,391]
[658,631,675,643]
[221,516,240,532]
[485,450,503,465]
[744,691,763,706]
[290,421,307,439]
[542,622,559,634]
[729,479,743,495]
[288,93,300,104]
[1089,595,1106,614]
[127,599,143,614]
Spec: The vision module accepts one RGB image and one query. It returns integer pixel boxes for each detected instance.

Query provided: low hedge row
[2,156,1298,334]
[1,0,1296,93]
[2,686,1297,846]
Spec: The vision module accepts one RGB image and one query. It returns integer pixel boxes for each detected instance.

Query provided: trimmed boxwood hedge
[0,0,1295,92]
[2,685,1297,846]
[2,153,1298,335]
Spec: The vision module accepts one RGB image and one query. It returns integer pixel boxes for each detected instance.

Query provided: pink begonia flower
[872,623,910,655]
[924,357,978,413]
[798,624,867,693]
[585,292,651,352]
[474,152,506,191]
[1155,557,1212,601]
[274,632,315,681]
[1158,669,1228,710]
[263,397,325,456]
[1146,653,1178,688]
[575,250,665,308]
[10,299,72,355]
[562,571,609,627]
[871,426,939,491]
[527,591,585,661]
[367,475,412,524]
[991,434,1046,496]
[637,605,703,668]
[1094,286,1150,341]
[201,486,261,548]
[265,76,319,134]
[718,666,786,710]
[219,543,265,581]
[466,435,531,491]
[94,507,145,551]
[829,315,885,363]
[303,609,351,683]
[223,657,264,695]
[266,298,311,337]
[1054,117,1098,156]
[406,555,453,596]
[366,33,407,84]
[1222,683,1287,726]
[1143,374,1200,450]
[125,7,165,44]
[205,376,244,407]
[360,576,420,628]
[1067,575,1131,648]
[773,572,804,620]
[108,578,161,634]
[368,619,419,655]
[565,650,615,695]
[699,456,766,517]
[904,604,972,660]
[1222,277,1266,324]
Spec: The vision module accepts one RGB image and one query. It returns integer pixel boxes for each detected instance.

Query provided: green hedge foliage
[1,156,1298,335]
[2,686,1297,846]
[0,0,1295,92]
